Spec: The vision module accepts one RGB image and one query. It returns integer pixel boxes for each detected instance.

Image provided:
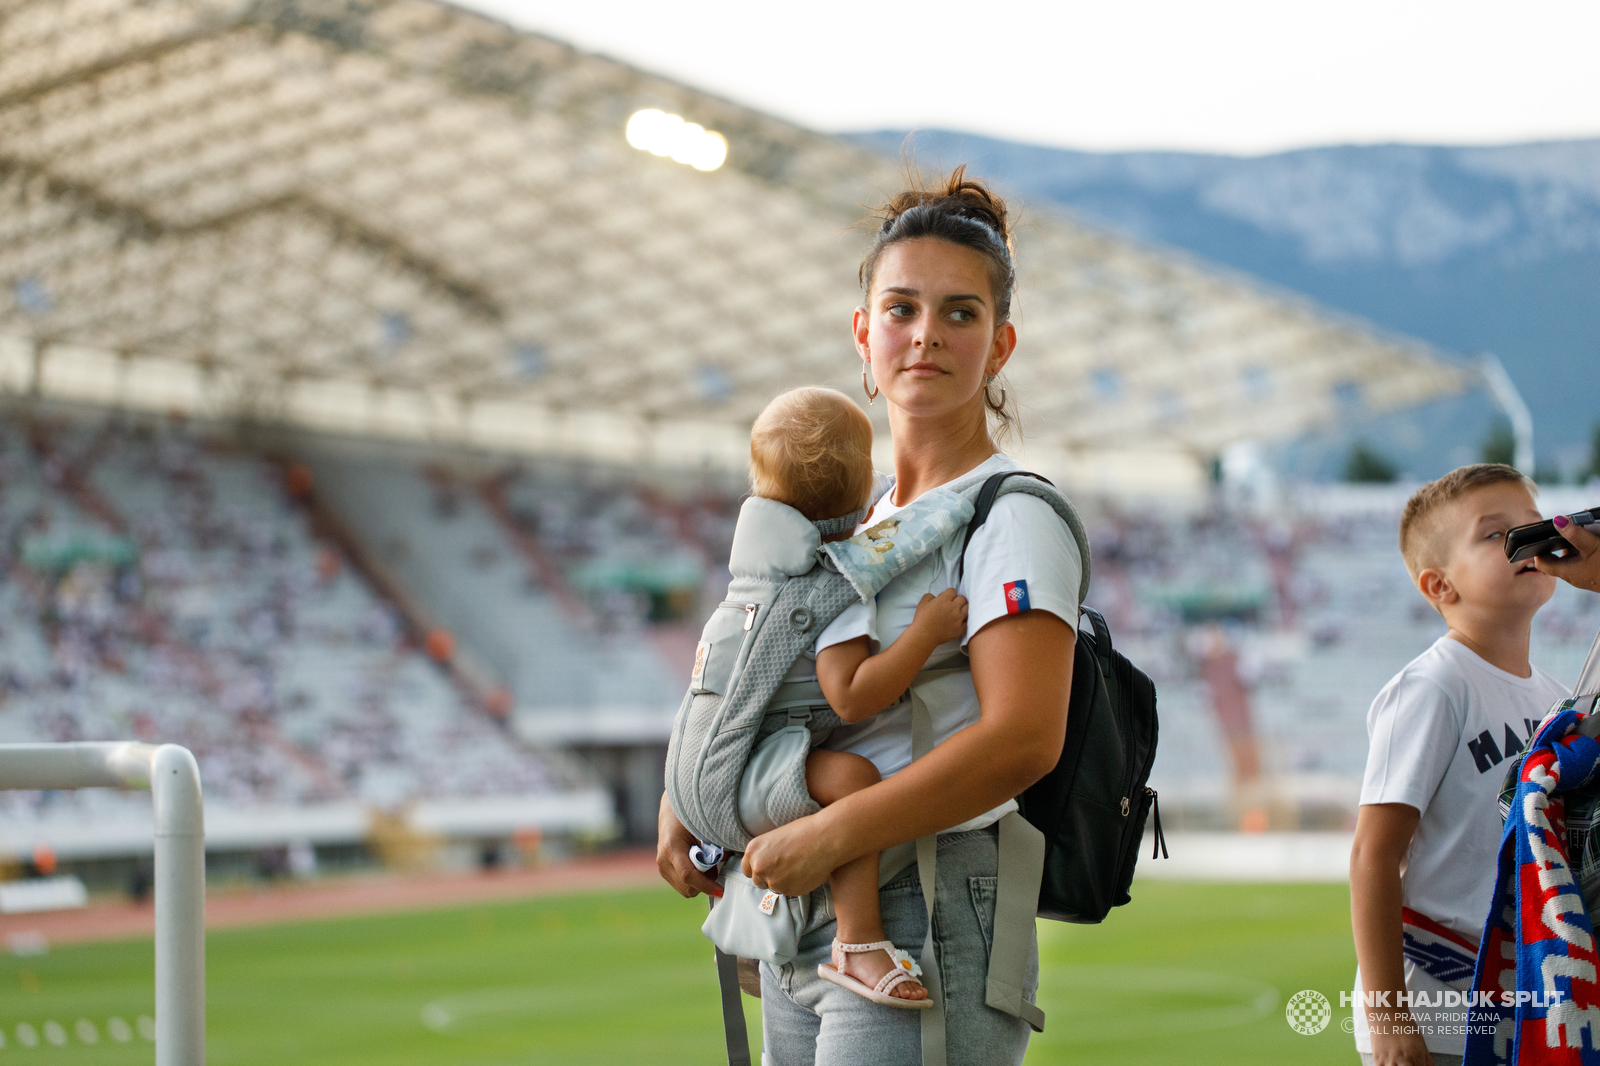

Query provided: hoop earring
[862,365,879,405]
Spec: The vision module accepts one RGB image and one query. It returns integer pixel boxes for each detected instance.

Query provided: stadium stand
[0,0,1469,495]
[1099,483,1600,828]
[5,400,1595,863]
[0,404,611,867]
[300,441,703,732]
[0,0,1583,874]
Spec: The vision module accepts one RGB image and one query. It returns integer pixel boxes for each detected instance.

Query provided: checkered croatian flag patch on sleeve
[1003,579,1030,614]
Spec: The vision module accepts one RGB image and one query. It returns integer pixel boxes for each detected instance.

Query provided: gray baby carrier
[665,472,1090,850]
[664,468,1092,1066]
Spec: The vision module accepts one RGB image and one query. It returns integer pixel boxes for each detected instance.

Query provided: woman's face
[853,238,1015,422]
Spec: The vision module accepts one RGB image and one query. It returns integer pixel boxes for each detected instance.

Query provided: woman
[657,170,1080,1065]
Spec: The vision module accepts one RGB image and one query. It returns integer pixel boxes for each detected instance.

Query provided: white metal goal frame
[0,742,204,1066]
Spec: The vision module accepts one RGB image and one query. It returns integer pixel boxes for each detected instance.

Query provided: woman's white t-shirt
[812,453,1083,835]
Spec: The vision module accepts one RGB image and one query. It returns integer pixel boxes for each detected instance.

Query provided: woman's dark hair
[859,165,1019,440]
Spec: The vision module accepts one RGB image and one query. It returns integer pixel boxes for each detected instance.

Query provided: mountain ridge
[848,130,1600,479]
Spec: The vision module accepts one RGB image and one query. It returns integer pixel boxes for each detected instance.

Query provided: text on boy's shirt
[1466,718,1542,774]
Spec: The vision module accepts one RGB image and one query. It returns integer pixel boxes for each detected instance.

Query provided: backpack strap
[907,690,1047,1066]
[954,470,1091,604]
[1081,605,1116,673]
[956,471,1053,583]
[909,688,949,1066]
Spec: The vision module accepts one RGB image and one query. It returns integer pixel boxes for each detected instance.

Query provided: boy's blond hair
[1399,462,1536,578]
[749,387,874,522]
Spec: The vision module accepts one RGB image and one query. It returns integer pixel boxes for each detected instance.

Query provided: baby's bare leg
[805,750,926,1000]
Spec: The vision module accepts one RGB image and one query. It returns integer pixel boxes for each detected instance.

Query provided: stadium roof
[0,0,1469,488]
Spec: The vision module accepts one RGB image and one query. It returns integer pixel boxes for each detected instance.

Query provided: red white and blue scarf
[1467,705,1600,1066]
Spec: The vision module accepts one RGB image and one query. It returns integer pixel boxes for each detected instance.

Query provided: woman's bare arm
[815,590,968,722]
[742,609,1073,895]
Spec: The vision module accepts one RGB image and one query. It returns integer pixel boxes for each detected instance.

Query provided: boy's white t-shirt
[1352,635,1567,1056]
[811,453,1083,836]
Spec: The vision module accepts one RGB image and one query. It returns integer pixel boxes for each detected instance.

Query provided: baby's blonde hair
[749,387,874,522]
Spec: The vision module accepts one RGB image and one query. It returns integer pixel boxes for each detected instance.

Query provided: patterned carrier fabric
[690,570,861,850]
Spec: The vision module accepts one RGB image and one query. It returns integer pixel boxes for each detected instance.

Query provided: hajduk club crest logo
[1285,989,1331,1035]
[1003,580,1030,614]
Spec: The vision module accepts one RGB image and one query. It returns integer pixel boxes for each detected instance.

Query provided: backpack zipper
[1147,788,1167,859]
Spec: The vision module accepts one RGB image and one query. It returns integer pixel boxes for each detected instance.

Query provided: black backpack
[959,471,1165,923]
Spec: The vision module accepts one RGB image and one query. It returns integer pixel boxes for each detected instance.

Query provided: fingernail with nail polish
[1555,514,1570,529]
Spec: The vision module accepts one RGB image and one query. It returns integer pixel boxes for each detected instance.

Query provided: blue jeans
[759,825,1037,1066]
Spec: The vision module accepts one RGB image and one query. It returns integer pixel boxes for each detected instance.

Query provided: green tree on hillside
[1482,418,1516,467]
[1344,441,1398,483]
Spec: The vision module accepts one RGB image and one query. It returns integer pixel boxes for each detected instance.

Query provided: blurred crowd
[0,410,554,822]
[1084,491,1598,821]
[497,464,737,631]
[4,405,1592,832]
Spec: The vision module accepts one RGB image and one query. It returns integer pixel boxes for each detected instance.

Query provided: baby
[742,386,968,1007]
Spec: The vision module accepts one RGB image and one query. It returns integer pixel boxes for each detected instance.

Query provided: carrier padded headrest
[729,497,822,581]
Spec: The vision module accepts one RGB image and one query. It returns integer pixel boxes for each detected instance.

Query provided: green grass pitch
[1,880,1361,1064]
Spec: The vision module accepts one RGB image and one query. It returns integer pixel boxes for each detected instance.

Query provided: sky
[460,0,1600,155]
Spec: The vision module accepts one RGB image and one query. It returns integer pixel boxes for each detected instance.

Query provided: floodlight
[626,109,726,171]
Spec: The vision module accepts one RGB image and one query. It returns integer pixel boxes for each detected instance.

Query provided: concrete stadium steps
[302,443,684,740]
[0,409,588,851]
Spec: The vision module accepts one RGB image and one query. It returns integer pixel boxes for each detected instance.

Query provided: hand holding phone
[1505,509,1599,563]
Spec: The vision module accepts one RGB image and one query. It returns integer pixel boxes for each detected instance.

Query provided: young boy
[1350,464,1567,1066]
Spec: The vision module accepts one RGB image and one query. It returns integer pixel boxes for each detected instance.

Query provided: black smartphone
[1505,508,1598,563]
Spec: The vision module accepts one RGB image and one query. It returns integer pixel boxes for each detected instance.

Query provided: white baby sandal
[815,939,934,1009]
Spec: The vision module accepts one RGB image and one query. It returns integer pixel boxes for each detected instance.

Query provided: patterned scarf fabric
[1467,703,1600,1066]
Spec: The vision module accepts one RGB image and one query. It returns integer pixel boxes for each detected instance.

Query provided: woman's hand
[656,793,722,899]
[741,812,843,897]
[1534,515,1600,592]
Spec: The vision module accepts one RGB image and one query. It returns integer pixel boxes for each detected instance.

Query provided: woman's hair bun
[877,165,1010,248]
[860,164,1015,322]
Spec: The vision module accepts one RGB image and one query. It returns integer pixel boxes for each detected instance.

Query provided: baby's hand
[912,589,968,646]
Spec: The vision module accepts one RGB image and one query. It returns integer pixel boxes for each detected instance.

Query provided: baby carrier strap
[681,566,859,850]
[908,678,1048,1066]
[903,467,1095,1058]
